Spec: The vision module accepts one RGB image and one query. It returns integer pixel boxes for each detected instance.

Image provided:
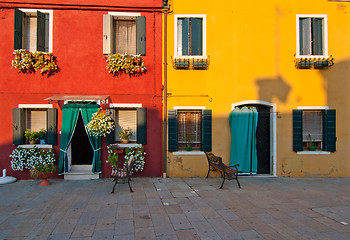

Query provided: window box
[314,60,329,69]
[296,60,313,69]
[295,57,334,69]
[193,59,208,69]
[174,59,190,68]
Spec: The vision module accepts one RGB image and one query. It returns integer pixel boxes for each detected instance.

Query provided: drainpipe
[162,8,168,178]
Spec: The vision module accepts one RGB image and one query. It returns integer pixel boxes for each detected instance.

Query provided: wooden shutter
[191,18,203,56]
[181,18,189,56]
[293,110,303,152]
[103,14,113,54]
[13,108,25,145]
[137,107,147,144]
[168,110,178,152]
[323,109,336,152]
[37,11,46,52]
[105,108,115,145]
[312,18,323,55]
[136,16,146,55]
[47,108,57,145]
[299,18,311,55]
[201,109,212,152]
[14,8,23,50]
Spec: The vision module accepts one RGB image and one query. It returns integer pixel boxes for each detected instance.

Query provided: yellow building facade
[164,0,350,177]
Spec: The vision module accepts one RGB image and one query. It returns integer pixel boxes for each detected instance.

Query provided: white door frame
[232,100,277,176]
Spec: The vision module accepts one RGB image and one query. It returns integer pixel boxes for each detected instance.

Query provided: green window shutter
[136,16,146,56]
[168,110,178,152]
[137,107,147,144]
[181,18,189,56]
[13,108,25,145]
[47,108,57,145]
[323,109,336,152]
[312,18,323,55]
[201,109,212,152]
[293,110,303,152]
[103,14,114,54]
[190,18,203,56]
[105,108,115,145]
[14,8,23,50]
[36,11,47,52]
[299,18,311,55]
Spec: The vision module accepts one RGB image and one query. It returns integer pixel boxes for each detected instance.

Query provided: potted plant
[24,129,40,144]
[37,129,47,144]
[119,127,133,143]
[185,134,192,151]
[307,134,317,151]
[107,144,121,177]
[86,108,115,137]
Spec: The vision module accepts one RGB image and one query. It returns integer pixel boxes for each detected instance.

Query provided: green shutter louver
[312,18,323,55]
[168,110,178,152]
[136,16,146,56]
[137,108,147,144]
[105,108,116,145]
[201,109,212,152]
[190,18,203,56]
[47,108,57,145]
[323,109,336,152]
[14,8,23,50]
[293,110,303,152]
[13,108,25,145]
[181,18,189,56]
[37,11,47,52]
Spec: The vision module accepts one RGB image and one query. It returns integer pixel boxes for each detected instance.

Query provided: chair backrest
[127,155,135,174]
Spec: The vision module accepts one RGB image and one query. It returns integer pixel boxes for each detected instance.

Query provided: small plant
[125,146,146,172]
[307,134,317,151]
[24,129,46,143]
[119,127,133,140]
[106,53,147,76]
[106,144,120,167]
[86,108,115,137]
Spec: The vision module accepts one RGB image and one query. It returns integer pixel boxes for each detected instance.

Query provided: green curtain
[58,104,101,174]
[229,107,258,174]
[80,105,102,173]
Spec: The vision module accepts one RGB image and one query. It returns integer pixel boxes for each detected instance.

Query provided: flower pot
[309,146,317,151]
[122,139,129,144]
[39,173,51,186]
[186,146,192,151]
[29,139,38,145]
[40,139,46,145]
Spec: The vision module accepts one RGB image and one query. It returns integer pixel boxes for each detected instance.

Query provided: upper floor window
[14,9,53,52]
[296,14,328,57]
[103,13,146,55]
[174,14,206,58]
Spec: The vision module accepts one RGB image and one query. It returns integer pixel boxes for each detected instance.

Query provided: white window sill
[19,144,52,149]
[297,151,331,155]
[117,143,142,148]
[173,151,205,156]
[295,55,329,59]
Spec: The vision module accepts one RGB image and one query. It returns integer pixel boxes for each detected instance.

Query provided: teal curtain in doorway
[58,104,101,174]
[229,107,258,174]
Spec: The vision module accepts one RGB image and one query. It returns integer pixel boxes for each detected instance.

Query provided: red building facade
[0,0,164,179]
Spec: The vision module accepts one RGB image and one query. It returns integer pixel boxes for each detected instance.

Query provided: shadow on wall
[255,75,291,103]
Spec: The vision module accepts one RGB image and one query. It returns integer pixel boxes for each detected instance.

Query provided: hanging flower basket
[86,108,115,137]
[106,53,147,76]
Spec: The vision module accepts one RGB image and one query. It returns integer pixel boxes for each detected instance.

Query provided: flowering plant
[119,127,133,140]
[124,146,146,172]
[86,109,115,137]
[106,144,120,167]
[106,53,147,76]
[12,49,58,76]
[10,146,56,173]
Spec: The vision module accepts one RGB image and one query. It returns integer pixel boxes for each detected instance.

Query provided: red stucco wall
[0,0,164,179]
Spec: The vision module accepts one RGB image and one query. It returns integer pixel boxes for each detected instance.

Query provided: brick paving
[0,177,349,239]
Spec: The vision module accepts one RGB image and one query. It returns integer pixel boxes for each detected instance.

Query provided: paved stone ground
[0,177,349,240]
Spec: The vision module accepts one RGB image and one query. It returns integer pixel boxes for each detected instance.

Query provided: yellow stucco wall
[165,0,350,177]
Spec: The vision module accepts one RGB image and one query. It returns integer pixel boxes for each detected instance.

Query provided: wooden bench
[205,152,242,189]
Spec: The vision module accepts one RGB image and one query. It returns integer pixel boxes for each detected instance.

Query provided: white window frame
[174,14,207,59]
[19,9,53,52]
[296,14,328,59]
[297,106,330,155]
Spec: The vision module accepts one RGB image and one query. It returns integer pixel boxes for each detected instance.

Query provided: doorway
[232,101,277,176]
[71,112,93,165]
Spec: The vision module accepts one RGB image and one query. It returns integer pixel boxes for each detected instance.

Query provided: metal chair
[111,155,135,193]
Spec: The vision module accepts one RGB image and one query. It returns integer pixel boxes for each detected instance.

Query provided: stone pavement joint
[0,177,349,239]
